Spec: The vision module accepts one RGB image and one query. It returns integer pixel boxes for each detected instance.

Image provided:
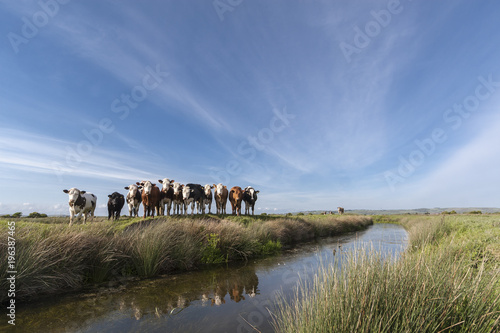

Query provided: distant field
[0,214,372,304]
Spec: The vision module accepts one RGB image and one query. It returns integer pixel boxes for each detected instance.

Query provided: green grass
[272,215,500,332]
[0,214,372,303]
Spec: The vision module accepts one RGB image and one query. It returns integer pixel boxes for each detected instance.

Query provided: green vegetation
[273,214,500,332]
[0,214,372,303]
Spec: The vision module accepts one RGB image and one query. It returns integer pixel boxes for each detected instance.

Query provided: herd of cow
[62,179,260,224]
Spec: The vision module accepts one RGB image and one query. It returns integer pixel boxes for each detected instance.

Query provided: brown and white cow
[243,186,259,215]
[158,178,175,216]
[229,186,245,216]
[337,207,344,215]
[137,181,161,218]
[213,183,228,215]
[124,184,142,217]
[203,184,214,214]
[63,188,97,225]
[172,182,185,215]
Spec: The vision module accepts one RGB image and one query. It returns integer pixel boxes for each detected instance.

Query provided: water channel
[10,223,408,333]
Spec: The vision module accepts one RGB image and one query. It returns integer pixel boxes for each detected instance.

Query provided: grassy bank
[0,214,372,304]
[273,215,500,332]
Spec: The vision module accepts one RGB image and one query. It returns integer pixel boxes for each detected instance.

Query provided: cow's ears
[170,179,175,183]
[152,183,156,187]
[138,186,143,189]
[81,191,86,194]
[63,189,69,193]
[213,184,217,188]
[255,191,260,194]
[210,185,214,189]
[224,186,227,189]
[136,182,141,185]
[158,179,163,183]
[124,187,129,190]
[108,195,112,198]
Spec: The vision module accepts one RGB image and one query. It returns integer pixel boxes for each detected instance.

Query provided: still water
[12,223,407,333]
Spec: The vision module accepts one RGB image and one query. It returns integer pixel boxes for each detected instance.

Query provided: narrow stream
[11,223,407,333]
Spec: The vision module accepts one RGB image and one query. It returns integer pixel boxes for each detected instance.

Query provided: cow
[158,178,175,216]
[63,188,97,225]
[338,207,344,215]
[137,181,161,218]
[182,183,205,215]
[172,182,185,215]
[107,192,125,220]
[243,186,259,215]
[203,184,214,214]
[229,186,245,216]
[213,183,228,215]
[124,184,142,217]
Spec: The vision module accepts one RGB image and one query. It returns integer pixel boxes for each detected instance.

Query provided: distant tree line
[1,212,48,218]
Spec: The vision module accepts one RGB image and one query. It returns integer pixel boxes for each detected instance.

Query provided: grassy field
[272,214,500,332]
[0,214,372,304]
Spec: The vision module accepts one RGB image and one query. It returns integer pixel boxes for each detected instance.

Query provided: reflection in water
[8,223,407,333]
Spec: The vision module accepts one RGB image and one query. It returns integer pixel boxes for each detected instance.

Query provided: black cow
[182,183,205,215]
[107,192,125,220]
[243,187,259,215]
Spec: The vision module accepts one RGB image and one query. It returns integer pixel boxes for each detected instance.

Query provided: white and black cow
[63,188,97,225]
[243,187,259,216]
[182,183,205,215]
[203,184,214,214]
[172,182,185,215]
[124,184,142,217]
[158,178,175,216]
[107,192,125,220]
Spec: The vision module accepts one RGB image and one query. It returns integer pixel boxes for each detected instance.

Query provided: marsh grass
[0,214,372,303]
[273,215,500,332]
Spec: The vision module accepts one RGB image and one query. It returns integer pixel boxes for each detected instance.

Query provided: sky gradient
[1,0,500,216]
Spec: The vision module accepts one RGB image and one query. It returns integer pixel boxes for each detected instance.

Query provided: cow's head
[125,184,139,197]
[63,188,85,206]
[232,187,245,202]
[138,181,155,194]
[245,187,259,200]
[108,192,124,205]
[214,183,225,196]
[204,184,213,196]
[173,182,183,195]
[158,178,174,191]
[182,185,193,201]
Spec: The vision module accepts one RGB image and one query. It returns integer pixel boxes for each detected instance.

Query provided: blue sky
[1,0,500,216]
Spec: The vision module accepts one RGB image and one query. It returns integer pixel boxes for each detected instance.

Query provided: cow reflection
[115,265,260,318]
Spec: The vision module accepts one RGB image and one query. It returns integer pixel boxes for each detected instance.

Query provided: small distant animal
[63,188,97,225]
[158,178,175,216]
[107,192,125,220]
[338,207,344,215]
[172,182,185,215]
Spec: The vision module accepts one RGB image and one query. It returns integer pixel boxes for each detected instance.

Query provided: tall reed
[273,215,500,332]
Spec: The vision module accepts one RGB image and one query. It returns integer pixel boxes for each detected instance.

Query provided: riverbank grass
[0,214,372,303]
[273,215,500,332]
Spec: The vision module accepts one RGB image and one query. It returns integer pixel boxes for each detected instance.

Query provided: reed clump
[273,215,500,333]
[0,214,372,303]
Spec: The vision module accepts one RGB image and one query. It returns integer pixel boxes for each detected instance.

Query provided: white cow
[203,184,213,214]
[63,188,97,225]
[124,184,142,217]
